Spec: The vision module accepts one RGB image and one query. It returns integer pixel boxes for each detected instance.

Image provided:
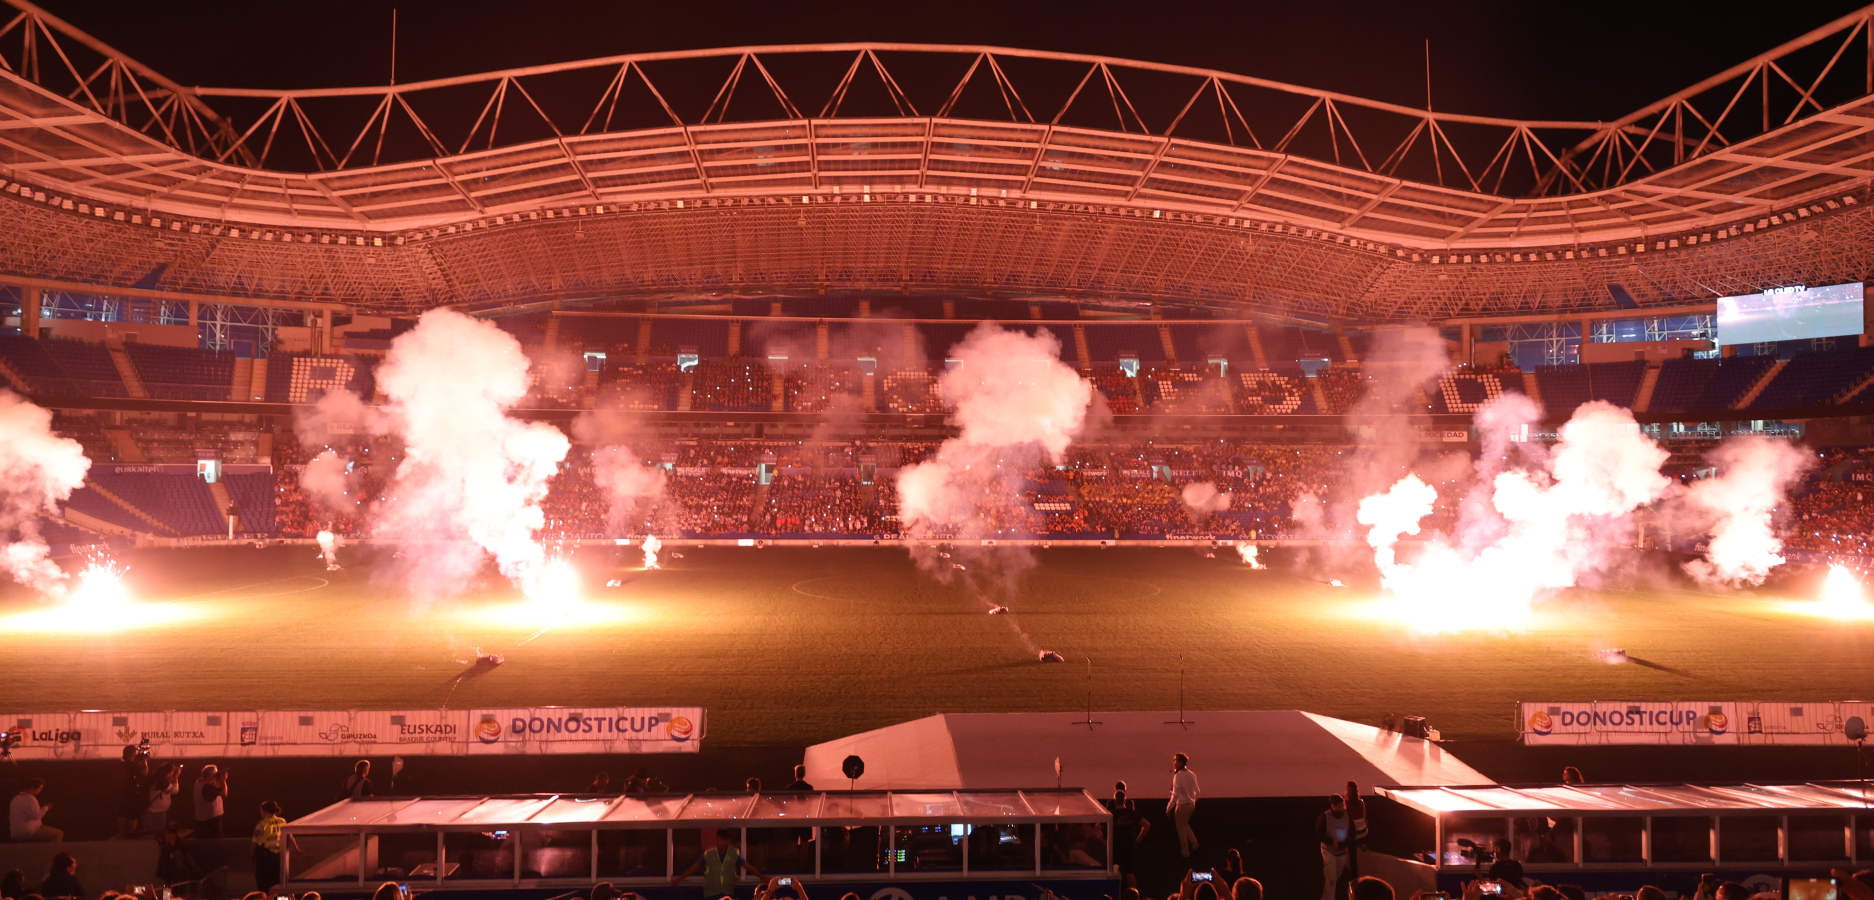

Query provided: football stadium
[5,2,1874,897]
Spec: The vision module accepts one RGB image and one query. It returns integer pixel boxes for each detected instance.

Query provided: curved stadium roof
[3,0,1874,319]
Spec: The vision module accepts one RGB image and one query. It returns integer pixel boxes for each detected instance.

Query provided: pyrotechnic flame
[1235,543,1264,569]
[65,558,131,614]
[316,530,340,571]
[526,557,583,611]
[641,535,662,570]
[1818,564,1871,619]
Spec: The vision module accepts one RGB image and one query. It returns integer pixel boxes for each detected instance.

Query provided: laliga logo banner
[1520,701,1739,745]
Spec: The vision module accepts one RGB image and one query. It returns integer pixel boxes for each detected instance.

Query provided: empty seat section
[0,335,127,396]
[1647,358,1719,413]
[1751,345,1874,410]
[222,472,277,534]
[1694,355,1776,409]
[557,315,638,354]
[126,343,235,401]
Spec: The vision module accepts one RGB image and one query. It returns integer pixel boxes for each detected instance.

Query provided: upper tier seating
[125,343,235,401]
[1082,324,1165,362]
[1750,345,1874,411]
[0,335,127,396]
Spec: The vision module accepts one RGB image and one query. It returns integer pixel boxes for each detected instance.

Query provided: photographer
[192,765,228,837]
[145,764,183,837]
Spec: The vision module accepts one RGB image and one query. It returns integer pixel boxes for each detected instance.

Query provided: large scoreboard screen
[1716,282,1864,346]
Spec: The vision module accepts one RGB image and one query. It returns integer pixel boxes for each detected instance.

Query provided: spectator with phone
[8,779,60,842]
[757,876,808,900]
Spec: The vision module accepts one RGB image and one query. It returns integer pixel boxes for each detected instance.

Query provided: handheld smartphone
[1191,872,1215,883]
[1479,883,1503,896]
[1786,878,1837,900]
[776,878,794,887]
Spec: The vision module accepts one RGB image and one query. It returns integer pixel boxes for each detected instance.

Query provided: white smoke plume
[298,449,354,519]
[641,534,662,570]
[1681,437,1815,588]
[1235,542,1265,569]
[1358,399,1671,631]
[294,387,382,451]
[0,391,91,593]
[369,309,571,599]
[1180,481,1232,517]
[316,529,341,571]
[896,324,1094,583]
[570,401,667,535]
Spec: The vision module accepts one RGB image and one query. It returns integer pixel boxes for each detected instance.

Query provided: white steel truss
[3,1,1874,319]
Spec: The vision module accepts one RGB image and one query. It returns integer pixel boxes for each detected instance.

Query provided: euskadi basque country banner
[1520,700,1874,746]
[0,707,704,759]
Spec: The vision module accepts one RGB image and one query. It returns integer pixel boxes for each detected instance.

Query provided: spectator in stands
[8,779,59,842]
[1166,753,1199,858]
[251,800,294,892]
[785,765,812,791]
[588,771,615,794]
[145,763,182,836]
[36,855,79,900]
[670,828,762,900]
[1220,849,1245,883]
[344,760,375,800]
[1316,784,1367,900]
[1351,877,1393,900]
[192,765,228,837]
[1231,880,1261,900]
[590,883,620,900]
[1,869,23,900]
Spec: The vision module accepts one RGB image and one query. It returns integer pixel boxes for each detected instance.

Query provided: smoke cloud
[298,449,354,519]
[1180,481,1232,517]
[0,391,91,593]
[1681,437,1815,588]
[570,400,667,535]
[895,323,1094,584]
[1358,399,1671,631]
[369,309,571,599]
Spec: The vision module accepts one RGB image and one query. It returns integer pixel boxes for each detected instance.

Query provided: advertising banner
[1518,701,1739,745]
[0,707,704,759]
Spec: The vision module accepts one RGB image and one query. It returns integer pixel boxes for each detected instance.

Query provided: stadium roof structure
[5,1,1874,318]
[1381,782,1874,817]
[801,710,1490,799]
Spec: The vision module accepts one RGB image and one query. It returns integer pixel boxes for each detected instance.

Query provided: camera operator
[118,743,153,837]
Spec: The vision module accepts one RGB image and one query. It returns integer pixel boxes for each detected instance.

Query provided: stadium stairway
[207,478,235,535]
[1735,358,1789,409]
[1843,368,1874,404]
[770,366,786,412]
[229,357,253,401]
[542,312,560,351]
[1336,330,1357,363]
[1072,326,1092,368]
[83,478,175,535]
[62,506,139,537]
[1310,377,1330,412]
[861,371,878,410]
[1633,363,1661,413]
[0,353,30,394]
[634,317,653,363]
[1157,325,1178,362]
[104,427,145,463]
[727,320,742,356]
[815,322,830,359]
[1246,324,1270,369]
[105,343,148,398]
[677,371,694,410]
[1520,370,1543,409]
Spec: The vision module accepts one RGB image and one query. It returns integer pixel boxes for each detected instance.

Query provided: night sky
[46,1,1869,124]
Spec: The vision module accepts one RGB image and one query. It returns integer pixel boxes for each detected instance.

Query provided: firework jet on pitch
[369,309,570,601]
[0,391,92,596]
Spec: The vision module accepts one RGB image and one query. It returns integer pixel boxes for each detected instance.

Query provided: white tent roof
[803,710,1491,800]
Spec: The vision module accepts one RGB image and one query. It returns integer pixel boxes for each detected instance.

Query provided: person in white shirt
[9,778,62,842]
[1315,782,1368,900]
[1166,752,1200,857]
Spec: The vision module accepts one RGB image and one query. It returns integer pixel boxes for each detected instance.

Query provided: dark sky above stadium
[49,0,1869,122]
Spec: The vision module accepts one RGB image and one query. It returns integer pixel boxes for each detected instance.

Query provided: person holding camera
[118,744,153,837]
[145,764,183,837]
[193,765,229,837]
